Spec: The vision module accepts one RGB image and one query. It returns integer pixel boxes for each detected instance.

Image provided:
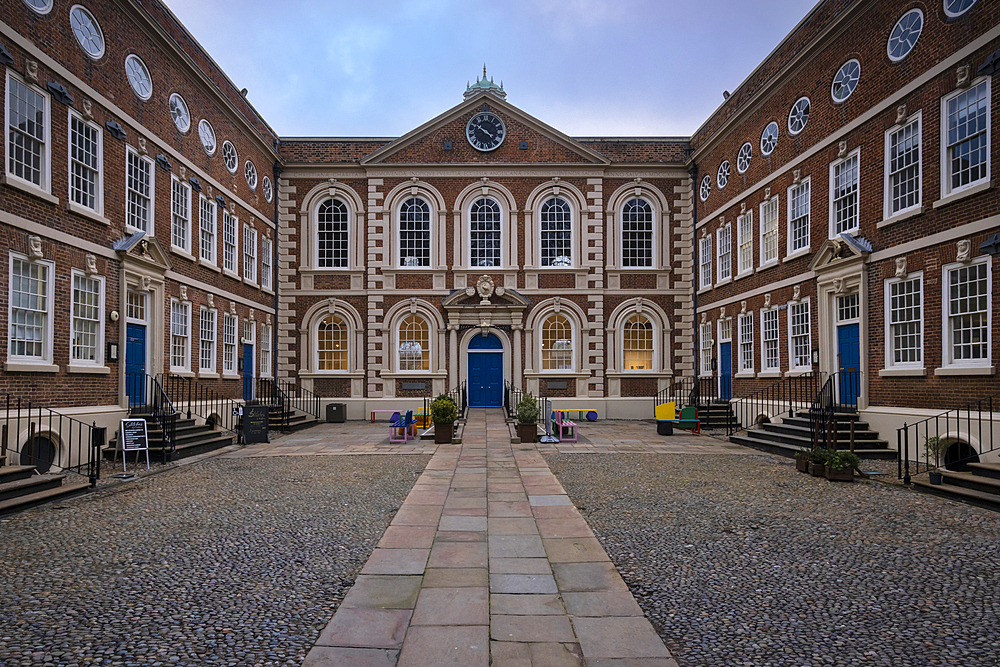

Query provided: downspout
[272,145,282,381]
[688,158,699,385]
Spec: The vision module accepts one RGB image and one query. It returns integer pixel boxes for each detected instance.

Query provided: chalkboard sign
[121,418,148,451]
[243,405,270,444]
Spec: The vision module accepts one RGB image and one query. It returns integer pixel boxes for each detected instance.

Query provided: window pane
[398,315,429,371]
[399,198,431,267]
[542,315,573,370]
[622,198,652,267]
[318,315,348,370]
[470,198,501,267]
[318,199,349,268]
[540,198,572,266]
[623,314,652,370]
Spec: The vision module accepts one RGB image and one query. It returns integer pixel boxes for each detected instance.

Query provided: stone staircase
[730,411,896,460]
[0,456,91,515]
[266,404,320,433]
[696,401,738,431]
[911,462,1000,512]
[104,415,235,462]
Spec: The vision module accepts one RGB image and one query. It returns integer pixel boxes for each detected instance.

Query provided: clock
[466,111,506,152]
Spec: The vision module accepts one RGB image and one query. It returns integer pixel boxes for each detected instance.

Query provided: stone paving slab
[303,409,675,665]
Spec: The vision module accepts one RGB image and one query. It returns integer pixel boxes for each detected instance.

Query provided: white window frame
[243,224,257,285]
[398,196,433,268]
[169,298,191,373]
[830,149,860,237]
[223,312,238,376]
[941,258,991,370]
[260,323,272,378]
[199,196,217,265]
[738,312,754,375]
[620,198,655,268]
[223,210,238,275]
[199,306,217,374]
[786,178,811,257]
[8,253,55,367]
[397,314,432,373]
[316,197,351,269]
[261,236,273,290]
[884,113,921,220]
[787,299,812,373]
[699,321,713,376]
[69,269,104,367]
[716,224,731,284]
[316,314,350,373]
[621,313,656,372]
[68,109,103,215]
[759,196,779,268]
[5,70,51,194]
[941,78,991,198]
[171,176,191,254]
[125,145,154,234]
[737,210,753,277]
[884,273,923,371]
[699,235,712,290]
[540,313,575,373]
[761,308,780,373]
[468,196,505,269]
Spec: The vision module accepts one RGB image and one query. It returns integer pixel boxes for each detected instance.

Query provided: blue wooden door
[243,343,254,401]
[469,334,503,408]
[125,323,146,405]
[719,342,732,400]
[837,323,860,407]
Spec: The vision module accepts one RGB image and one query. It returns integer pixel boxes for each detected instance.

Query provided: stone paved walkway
[302,408,679,666]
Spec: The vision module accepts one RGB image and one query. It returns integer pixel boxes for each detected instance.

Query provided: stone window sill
[68,364,110,374]
[934,365,995,376]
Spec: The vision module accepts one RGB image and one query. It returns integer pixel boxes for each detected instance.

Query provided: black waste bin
[326,403,347,423]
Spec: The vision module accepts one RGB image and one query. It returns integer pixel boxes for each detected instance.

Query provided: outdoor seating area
[655,402,700,435]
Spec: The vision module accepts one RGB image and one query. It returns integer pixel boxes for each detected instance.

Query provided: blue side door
[719,342,732,401]
[837,323,860,407]
[125,323,146,406]
[243,343,254,401]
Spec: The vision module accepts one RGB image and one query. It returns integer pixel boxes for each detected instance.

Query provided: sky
[165,0,820,139]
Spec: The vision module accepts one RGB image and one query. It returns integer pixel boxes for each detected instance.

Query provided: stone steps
[0,466,91,515]
[911,464,1000,512]
[730,411,896,460]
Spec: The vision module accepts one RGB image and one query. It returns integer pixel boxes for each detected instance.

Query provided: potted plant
[825,451,860,482]
[808,448,828,477]
[431,394,458,444]
[516,393,540,443]
[924,436,949,484]
[794,451,810,473]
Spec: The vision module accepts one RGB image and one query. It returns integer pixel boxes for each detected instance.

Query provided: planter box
[809,462,827,477]
[517,423,538,443]
[434,423,454,444]
[826,466,854,482]
[795,457,809,473]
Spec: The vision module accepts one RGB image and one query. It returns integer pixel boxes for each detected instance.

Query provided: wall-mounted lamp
[107,342,119,362]
[110,310,120,322]
[811,348,820,365]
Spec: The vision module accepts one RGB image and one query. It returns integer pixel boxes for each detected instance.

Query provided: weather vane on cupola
[464,64,506,100]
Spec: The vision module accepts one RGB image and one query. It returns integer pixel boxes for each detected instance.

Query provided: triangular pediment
[361,92,611,166]
[114,231,172,273]
[809,235,870,272]
[442,280,530,310]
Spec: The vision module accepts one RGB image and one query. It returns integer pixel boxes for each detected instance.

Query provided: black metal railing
[160,374,242,435]
[126,372,178,462]
[725,371,824,436]
[257,378,322,430]
[504,380,524,420]
[654,375,720,415]
[897,393,1000,484]
[425,382,469,423]
[1,392,104,487]
[806,371,862,449]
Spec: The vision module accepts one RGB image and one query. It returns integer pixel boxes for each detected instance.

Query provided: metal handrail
[725,370,824,436]
[257,378,322,430]
[504,380,523,420]
[126,372,178,462]
[160,374,242,435]
[654,375,718,414]
[897,393,1000,483]
[0,392,104,487]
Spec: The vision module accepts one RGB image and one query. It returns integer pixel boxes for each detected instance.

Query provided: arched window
[398,315,429,371]
[540,197,572,267]
[623,314,653,370]
[317,315,348,371]
[542,314,573,371]
[317,198,349,268]
[622,198,653,267]
[399,197,430,267]
[470,197,501,267]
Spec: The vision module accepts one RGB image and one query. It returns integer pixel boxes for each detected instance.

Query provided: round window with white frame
[699,175,711,202]
[198,119,216,156]
[788,97,810,135]
[831,59,860,104]
[262,176,273,203]
[944,0,977,17]
[887,9,923,62]
[168,93,190,133]
[125,54,153,101]
[222,141,238,174]
[244,160,258,191]
[717,161,730,190]
[736,142,752,174]
[760,121,779,156]
[23,0,52,15]
[70,5,105,59]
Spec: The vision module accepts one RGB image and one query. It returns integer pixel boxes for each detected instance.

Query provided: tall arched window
[470,197,501,267]
[623,314,653,370]
[399,197,430,267]
[542,314,573,371]
[317,315,348,370]
[399,315,429,371]
[622,198,653,267]
[540,197,572,267]
[317,198,349,268]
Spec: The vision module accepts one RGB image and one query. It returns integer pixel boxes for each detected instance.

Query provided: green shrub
[516,394,539,425]
[430,394,458,425]
[826,451,860,470]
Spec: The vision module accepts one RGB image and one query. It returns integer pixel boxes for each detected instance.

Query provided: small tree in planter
[924,436,949,484]
[825,450,860,482]
[808,448,828,477]
[431,394,458,444]
[516,393,540,443]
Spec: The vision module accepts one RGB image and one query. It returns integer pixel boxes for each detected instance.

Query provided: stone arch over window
[524,298,588,374]
[523,180,587,269]
[384,180,447,271]
[453,180,517,271]
[299,298,364,377]
[298,181,365,272]
[606,298,673,398]
[605,183,670,271]
[382,299,447,374]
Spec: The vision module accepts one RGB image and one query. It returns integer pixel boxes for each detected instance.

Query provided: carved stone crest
[25,60,38,82]
[895,257,907,278]
[28,235,43,259]
[833,278,844,294]
[957,239,972,263]
[207,294,214,309]
[137,137,147,155]
[465,286,475,297]
[896,104,907,124]
[230,302,237,316]
[957,64,971,88]
[179,286,187,301]
[476,274,495,303]
[141,275,151,291]
[838,140,847,158]
[82,99,94,120]
[85,254,97,275]
[700,312,707,324]
[793,285,801,301]
[764,293,771,308]
[249,308,255,321]
[740,300,747,314]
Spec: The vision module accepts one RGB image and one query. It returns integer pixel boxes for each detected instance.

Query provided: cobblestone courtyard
[1,418,999,666]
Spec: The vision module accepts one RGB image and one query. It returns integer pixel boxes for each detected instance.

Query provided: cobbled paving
[0,455,428,667]
[547,452,1000,667]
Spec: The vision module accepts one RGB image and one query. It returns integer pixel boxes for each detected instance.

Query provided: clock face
[466,112,506,152]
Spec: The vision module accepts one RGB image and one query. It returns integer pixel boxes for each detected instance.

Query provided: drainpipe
[272,149,282,381]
